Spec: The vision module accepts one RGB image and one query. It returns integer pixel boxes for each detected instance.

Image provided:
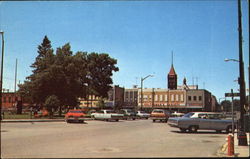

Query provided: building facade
[1,92,22,111]
[124,86,138,109]
[79,85,124,110]
[137,88,212,112]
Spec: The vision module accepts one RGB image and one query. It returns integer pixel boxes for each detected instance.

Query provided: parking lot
[1,119,228,158]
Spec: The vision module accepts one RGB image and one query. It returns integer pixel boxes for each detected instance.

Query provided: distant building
[135,61,216,112]
[124,86,138,109]
[1,92,22,111]
[79,85,124,110]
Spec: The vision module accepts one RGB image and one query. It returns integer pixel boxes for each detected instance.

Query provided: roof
[168,64,176,75]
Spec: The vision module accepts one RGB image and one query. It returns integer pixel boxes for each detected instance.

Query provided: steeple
[168,51,177,90]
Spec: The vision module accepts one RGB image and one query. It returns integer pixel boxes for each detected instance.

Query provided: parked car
[168,112,235,133]
[136,110,150,119]
[119,109,137,120]
[150,109,170,122]
[170,111,184,117]
[91,109,124,122]
[65,109,86,123]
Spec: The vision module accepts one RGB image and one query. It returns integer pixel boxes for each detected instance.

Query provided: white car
[136,111,150,119]
[91,109,124,122]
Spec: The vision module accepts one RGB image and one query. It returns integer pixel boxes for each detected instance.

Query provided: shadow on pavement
[170,130,228,134]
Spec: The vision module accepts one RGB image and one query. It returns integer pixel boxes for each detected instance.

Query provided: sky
[0,0,249,100]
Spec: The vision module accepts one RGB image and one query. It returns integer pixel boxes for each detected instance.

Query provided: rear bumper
[66,117,85,122]
[151,117,168,120]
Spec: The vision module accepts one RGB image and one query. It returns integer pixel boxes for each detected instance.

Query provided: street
[1,119,227,158]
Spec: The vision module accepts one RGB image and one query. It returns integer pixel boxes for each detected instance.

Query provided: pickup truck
[91,109,124,122]
[168,112,235,133]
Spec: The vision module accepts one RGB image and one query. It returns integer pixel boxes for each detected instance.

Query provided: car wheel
[226,126,233,133]
[106,119,109,122]
[146,117,148,120]
[116,119,119,122]
[153,119,156,122]
[189,125,198,133]
[133,118,135,120]
[180,128,187,133]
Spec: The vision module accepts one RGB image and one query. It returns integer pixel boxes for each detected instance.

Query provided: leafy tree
[31,35,54,74]
[18,36,119,115]
[44,95,60,118]
[87,53,119,98]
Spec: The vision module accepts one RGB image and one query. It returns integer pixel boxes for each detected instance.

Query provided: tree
[44,95,60,118]
[18,36,119,115]
[87,53,119,98]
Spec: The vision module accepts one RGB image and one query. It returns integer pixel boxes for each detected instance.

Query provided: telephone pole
[237,0,248,146]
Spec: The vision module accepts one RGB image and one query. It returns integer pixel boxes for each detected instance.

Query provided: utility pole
[237,0,248,146]
[0,31,4,121]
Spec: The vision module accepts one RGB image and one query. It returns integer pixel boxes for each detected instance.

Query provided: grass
[3,113,32,119]
[2,112,65,119]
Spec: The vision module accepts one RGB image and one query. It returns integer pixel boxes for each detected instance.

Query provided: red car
[65,109,86,123]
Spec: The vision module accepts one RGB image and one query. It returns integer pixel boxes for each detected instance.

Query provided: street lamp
[140,75,153,110]
[0,31,4,121]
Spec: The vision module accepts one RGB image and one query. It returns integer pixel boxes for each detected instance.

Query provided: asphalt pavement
[1,118,249,157]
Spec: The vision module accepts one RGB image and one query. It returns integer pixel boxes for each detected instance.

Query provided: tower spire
[171,50,173,66]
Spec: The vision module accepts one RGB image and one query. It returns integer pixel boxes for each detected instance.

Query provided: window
[171,94,175,101]
[155,95,158,101]
[9,97,11,103]
[181,94,184,101]
[165,95,168,101]
[193,96,197,101]
[188,96,191,101]
[160,95,163,101]
[176,94,179,101]
[199,96,202,101]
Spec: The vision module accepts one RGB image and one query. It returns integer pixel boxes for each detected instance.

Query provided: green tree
[45,95,60,118]
[18,36,119,115]
[87,53,119,98]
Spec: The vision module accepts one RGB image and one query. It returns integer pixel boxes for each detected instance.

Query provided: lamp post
[140,75,153,110]
[0,31,4,121]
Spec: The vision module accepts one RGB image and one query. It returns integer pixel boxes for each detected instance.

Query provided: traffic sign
[225,93,240,97]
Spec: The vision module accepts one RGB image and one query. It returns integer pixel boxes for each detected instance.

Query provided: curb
[1,118,93,123]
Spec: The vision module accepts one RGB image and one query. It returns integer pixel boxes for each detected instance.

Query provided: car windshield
[69,111,83,113]
[183,112,194,118]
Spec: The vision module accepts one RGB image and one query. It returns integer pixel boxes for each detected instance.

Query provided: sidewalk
[217,132,250,157]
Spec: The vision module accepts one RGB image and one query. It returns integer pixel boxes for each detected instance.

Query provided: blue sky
[0,0,249,100]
